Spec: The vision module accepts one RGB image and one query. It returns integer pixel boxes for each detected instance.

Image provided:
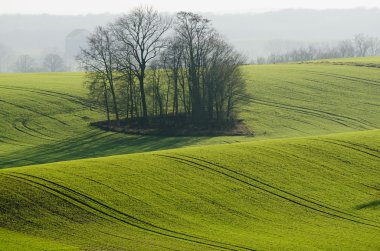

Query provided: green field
[0,58,379,250]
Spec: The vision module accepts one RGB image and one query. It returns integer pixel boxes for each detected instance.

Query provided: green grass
[0,228,79,251]
[0,58,379,250]
[241,63,380,138]
[0,73,253,168]
[1,60,380,167]
[318,56,380,63]
[311,56,380,67]
[0,130,379,250]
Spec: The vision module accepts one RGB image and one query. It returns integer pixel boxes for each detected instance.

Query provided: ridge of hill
[0,129,379,250]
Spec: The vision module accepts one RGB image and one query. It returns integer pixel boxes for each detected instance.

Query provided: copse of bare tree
[78,7,248,130]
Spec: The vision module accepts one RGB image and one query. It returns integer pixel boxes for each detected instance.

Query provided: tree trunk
[138,69,148,121]
[107,71,119,123]
[173,71,179,116]
[103,81,110,128]
[128,73,134,119]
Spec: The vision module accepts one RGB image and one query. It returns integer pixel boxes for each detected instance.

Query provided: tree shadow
[0,130,210,168]
[355,200,380,210]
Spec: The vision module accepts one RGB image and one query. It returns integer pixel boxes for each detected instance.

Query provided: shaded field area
[1,59,380,168]
[0,130,379,250]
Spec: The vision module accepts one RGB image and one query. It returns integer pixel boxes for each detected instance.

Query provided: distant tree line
[77,7,248,127]
[3,52,67,73]
[256,34,380,64]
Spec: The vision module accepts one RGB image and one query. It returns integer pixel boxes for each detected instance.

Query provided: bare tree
[354,34,372,57]
[368,37,380,56]
[112,6,171,121]
[77,25,120,122]
[338,40,355,58]
[85,72,111,125]
[43,54,65,72]
[160,37,184,116]
[14,54,35,72]
[112,44,137,119]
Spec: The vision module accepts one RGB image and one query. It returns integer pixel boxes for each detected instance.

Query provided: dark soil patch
[90,114,254,137]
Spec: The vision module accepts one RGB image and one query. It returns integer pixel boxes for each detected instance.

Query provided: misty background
[1,8,380,72]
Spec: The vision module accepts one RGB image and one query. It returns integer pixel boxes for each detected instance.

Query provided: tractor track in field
[11,118,54,140]
[301,77,357,92]
[337,140,380,154]
[0,172,256,251]
[98,230,182,250]
[0,99,67,125]
[54,169,152,207]
[317,139,380,159]
[301,70,380,87]
[0,134,26,146]
[248,97,372,129]
[177,154,380,224]
[0,85,90,108]
[155,154,380,229]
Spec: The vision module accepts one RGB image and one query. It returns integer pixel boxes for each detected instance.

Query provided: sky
[1,0,380,15]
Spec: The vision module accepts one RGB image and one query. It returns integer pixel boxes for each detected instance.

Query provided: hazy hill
[1,8,380,69]
[0,9,380,71]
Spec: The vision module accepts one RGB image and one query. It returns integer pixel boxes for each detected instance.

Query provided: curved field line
[249,144,380,218]
[0,134,27,146]
[98,230,182,250]
[249,97,372,129]
[250,98,352,127]
[336,140,380,154]
[317,139,380,159]
[54,169,152,207]
[155,154,380,229]
[0,172,255,251]
[177,153,380,224]
[0,85,90,108]
[2,173,235,250]
[12,120,44,139]
[11,118,54,140]
[302,70,380,86]
[0,99,67,125]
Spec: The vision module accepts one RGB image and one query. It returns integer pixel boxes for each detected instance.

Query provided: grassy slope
[0,73,249,168]
[313,56,380,67]
[1,60,380,167]
[0,58,379,250]
[242,63,380,138]
[0,130,379,250]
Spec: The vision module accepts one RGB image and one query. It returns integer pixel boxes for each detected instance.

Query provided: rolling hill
[1,60,379,168]
[0,130,379,250]
[0,58,379,250]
